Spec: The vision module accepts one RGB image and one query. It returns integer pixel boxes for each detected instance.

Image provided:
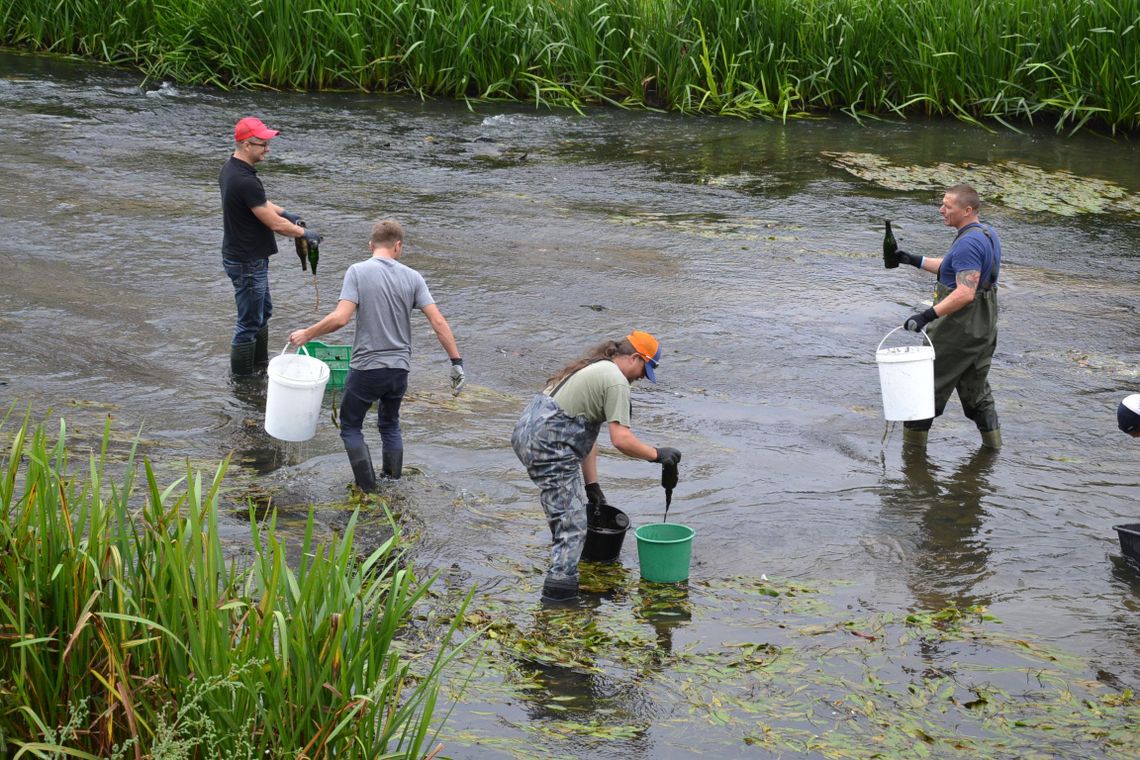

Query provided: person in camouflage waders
[890,184,1003,449]
[512,331,683,604]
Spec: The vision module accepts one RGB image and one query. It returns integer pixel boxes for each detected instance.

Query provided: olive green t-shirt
[549,360,632,427]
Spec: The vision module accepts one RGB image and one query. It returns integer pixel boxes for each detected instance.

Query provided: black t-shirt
[219,156,277,261]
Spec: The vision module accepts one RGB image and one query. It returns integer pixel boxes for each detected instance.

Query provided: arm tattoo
[956,269,981,289]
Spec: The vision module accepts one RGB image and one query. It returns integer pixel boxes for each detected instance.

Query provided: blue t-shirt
[938,222,1001,290]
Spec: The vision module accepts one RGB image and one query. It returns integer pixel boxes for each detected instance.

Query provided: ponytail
[545,338,637,390]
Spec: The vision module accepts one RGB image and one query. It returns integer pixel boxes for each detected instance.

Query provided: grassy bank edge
[0,407,477,758]
[0,0,1137,135]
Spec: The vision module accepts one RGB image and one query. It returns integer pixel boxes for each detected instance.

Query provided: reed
[0,410,472,759]
[0,0,1136,132]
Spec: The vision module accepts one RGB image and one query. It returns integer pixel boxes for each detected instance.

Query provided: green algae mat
[414,564,1139,758]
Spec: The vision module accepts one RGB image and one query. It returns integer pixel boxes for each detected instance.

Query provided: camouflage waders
[511,394,602,596]
[904,282,999,434]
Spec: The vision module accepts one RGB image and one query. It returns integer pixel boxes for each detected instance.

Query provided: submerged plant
[823,151,1140,216]
[416,569,1140,758]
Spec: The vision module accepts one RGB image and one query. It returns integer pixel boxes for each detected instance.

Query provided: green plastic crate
[303,341,351,390]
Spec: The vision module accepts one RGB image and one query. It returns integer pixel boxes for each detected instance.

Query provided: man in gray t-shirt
[289,220,465,491]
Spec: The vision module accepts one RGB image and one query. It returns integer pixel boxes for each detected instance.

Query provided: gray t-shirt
[339,257,434,371]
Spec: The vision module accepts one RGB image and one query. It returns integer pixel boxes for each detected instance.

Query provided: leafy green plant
[0,410,474,758]
[0,0,1135,132]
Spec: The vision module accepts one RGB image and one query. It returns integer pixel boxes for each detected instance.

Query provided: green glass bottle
[307,239,320,275]
[882,220,898,269]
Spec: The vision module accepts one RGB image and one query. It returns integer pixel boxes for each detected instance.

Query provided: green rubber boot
[980,428,1003,449]
[381,450,403,480]
[230,341,257,376]
[254,326,269,369]
[346,443,377,493]
[902,428,929,447]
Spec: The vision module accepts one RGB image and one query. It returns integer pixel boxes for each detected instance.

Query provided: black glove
[896,250,922,268]
[904,307,938,332]
[653,447,682,467]
[585,482,606,508]
[301,229,322,246]
[280,210,303,225]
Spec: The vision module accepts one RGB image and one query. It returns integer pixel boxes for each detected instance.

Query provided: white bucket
[264,345,330,441]
[876,326,935,421]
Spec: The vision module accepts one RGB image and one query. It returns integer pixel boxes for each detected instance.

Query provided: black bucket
[1113,523,1140,564]
[582,504,630,562]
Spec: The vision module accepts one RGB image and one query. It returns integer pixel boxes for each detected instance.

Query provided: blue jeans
[339,367,409,453]
[223,257,272,345]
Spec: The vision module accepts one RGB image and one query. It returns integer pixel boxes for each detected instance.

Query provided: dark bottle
[883,220,898,269]
[294,221,308,271]
[307,239,320,275]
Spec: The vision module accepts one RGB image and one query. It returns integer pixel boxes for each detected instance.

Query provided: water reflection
[633,582,693,658]
[510,572,692,748]
[883,446,998,612]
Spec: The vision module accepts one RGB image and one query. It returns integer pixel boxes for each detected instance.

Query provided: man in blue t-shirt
[891,184,1003,449]
[219,116,322,375]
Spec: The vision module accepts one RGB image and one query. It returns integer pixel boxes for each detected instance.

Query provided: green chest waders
[923,282,1000,435]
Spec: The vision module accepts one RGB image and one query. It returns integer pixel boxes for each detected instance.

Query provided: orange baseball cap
[626,331,661,382]
[234,117,279,142]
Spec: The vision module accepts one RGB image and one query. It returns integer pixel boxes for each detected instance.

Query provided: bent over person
[511,332,682,604]
[220,116,322,376]
[289,220,465,491]
[891,184,1003,449]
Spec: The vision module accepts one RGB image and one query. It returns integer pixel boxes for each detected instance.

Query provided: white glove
[450,359,466,395]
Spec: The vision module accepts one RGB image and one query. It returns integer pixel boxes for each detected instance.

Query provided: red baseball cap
[234,117,279,142]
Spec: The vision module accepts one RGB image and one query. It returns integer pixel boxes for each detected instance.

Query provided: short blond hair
[947,184,981,213]
[369,220,404,248]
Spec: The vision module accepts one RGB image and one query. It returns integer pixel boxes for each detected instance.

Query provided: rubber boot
[980,428,1003,449]
[902,428,928,447]
[230,341,257,376]
[346,443,377,493]
[540,576,580,605]
[381,450,403,480]
[254,325,269,370]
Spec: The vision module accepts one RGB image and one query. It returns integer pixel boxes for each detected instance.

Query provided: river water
[2,52,1140,758]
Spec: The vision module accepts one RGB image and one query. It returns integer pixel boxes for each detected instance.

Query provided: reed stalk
[0,410,473,758]
[0,0,1136,132]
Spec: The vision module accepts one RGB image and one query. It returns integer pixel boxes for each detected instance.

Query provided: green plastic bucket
[634,523,695,583]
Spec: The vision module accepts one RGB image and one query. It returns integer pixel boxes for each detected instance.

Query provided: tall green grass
[0,0,1137,133]
[0,410,472,758]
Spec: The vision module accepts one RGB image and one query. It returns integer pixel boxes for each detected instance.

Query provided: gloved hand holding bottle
[896,250,923,268]
[653,447,681,467]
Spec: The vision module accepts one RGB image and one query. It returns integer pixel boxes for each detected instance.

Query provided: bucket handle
[877,326,935,357]
[280,343,312,357]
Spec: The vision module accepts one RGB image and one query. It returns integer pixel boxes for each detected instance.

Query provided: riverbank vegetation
[1,0,1136,133]
[0,411,470,758]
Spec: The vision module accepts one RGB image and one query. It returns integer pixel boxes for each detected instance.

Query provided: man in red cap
[220,117,323,375]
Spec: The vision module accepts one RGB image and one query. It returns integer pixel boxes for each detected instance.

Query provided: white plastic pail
[264,345,330,441]
[876,326,935,421]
